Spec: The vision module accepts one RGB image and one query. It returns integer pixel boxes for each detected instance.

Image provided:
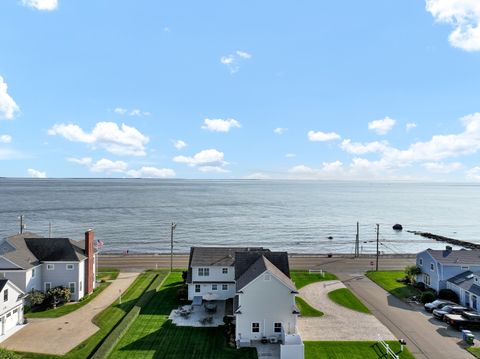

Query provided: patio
[168,300,226,327]
[252,341,280,359]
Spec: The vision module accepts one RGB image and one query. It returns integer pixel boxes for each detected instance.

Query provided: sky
[1,0,480,180]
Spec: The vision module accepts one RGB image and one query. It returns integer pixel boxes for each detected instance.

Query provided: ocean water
[0,179,479,254]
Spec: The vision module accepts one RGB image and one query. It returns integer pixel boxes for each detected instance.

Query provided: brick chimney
[85,229,94,295]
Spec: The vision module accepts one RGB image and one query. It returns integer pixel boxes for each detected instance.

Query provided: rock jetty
[407,231,480,250]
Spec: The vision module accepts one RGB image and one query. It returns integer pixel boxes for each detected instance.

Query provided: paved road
[343,275,472,359]
[2,272,139,355]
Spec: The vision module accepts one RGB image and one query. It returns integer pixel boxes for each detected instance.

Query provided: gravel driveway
[298,280,395,341]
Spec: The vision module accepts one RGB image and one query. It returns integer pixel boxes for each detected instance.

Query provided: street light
[170,222,176,273]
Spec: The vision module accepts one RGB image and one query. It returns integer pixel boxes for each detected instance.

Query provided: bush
[414,282,426,291]
[438,289,459,303]
[46,286,71,307]
[28,290,45,306]
[0,348,20,359]
[405,265,422,283]
[420,291,436,304]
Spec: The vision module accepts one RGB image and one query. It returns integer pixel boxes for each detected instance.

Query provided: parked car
[424,299,455,313]
[432,305,467,320]
[444,311,480,330]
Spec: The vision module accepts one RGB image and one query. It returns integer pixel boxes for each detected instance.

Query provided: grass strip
[97,268,120,281]
[366,271,421,300]
[295,296,324,317]
[290,270,338,289]
[305,341,416,359]
[328,288,371,314]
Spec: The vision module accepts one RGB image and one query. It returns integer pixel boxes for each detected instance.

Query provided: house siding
[188,265,236,300]
[0,282,24,336]
[191,266,235,282]
[26,266,42,292]
[42,262,81,301]
[235,270,297,344]
[0,257,20,270]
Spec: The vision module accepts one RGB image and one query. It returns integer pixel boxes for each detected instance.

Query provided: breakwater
[407,231,480,250]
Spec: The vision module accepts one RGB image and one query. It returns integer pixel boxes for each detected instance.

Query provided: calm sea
[0,179,479,255]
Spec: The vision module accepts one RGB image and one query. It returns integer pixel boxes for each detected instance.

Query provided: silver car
[424,299,455,313]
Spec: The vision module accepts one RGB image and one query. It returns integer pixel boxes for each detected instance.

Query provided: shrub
[438,289,459,303]
[420,291,436,304]
[0,348,20,359]
[414,282,426,291]
[46,286,72,307]
[28,290,45,306]
[405,265,422,283]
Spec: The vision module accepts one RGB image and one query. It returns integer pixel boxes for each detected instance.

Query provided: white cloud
[0,135,12,144]
[285,153,296,158]
[22,0,58,11]
[114,107,127,115]
[127,166,175,178]
[114,107,150,117]
[307,130,341,142]
[426,0,480,51]
[274,127,287,135]
[0,76,19,120]
[340,139,389,155]
[201,118,241,133]
[244,172,271,180]
[68,157,127,173]
[466,166,480,181]
[406,122,417,131]
[27,169,47,178]
[220,50,252,73]
[424,162,463,173]
[49,122,150,156]
[368,117,396,135]
[173,149,228,172]
[173,140,187,150]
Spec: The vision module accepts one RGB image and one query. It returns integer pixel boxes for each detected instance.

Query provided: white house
[0,230,97,301]
[0,279,25,341]
[446,271,480,311]
[186,247,304,359]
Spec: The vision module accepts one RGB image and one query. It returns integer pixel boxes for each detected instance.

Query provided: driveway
[1,272,139,355]
[344,274,473,359]
[297,280,395,341]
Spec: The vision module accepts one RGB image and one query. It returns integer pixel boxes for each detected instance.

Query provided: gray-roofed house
[416,246,480,292]
[186,246,304,359]
[0,230,97,301]
[446,271,480,311]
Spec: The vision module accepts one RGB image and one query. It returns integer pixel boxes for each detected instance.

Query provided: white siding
[78,259,85,299]
[187,282,235,300]
[26,266,42,292]
[235,270,297,343]
[0,281,24,335]
[191,266,235,282]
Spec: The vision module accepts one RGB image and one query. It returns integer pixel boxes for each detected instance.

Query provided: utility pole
[170,222,176,273]
[376,224,380,271]
[355,221,360,258]
[19,215,25,234]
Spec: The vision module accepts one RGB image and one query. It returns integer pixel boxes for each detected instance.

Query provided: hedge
[91,272,169,359]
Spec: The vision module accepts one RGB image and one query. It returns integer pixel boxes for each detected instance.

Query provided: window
[212,284,218,291]
[222,284,228,291]
[195,284,201,293]
[198,268,210,276]
[222,268,228,274]
[31,268,36,278]
[462,266,469,270]
[66,264,74,270]
[424,274,431,286]
[264,274,271,281]
[3,289,8,302]
[13,309,18,314]
[44,282,52,292]
[251,323,260,333]
[274,323,282,333]
[430,263,434,271]
[69,282,76,294]
[47,264,54,270]
[475,278,479,283]
[6,312,11,318]
[419,258,423,266]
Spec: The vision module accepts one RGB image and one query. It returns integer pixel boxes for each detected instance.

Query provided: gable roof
[236,254,296,292]
[426,249,480,265]
[0,279,8,292]
[0,278,25,296]
[234,251,290,280]
[447,271,480,297]
[188,246,266,267]
[0,232,87,269]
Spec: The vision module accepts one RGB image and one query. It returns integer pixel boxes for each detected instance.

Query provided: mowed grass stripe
[327,288,371,314]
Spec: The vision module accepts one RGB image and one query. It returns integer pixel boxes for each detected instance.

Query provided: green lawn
[327,288,371,314]
[295,297,323,317]
[109,272,257,359]
[305,341,416,359]
[17,271,164,359]
[366,271,421,300]
[290,270,338,289]
[97,267,120,281]
[468,347,480,358]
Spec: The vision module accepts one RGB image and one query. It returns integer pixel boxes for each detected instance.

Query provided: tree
[405,265,422,283]
[46,286,72,308]
[28,290,45,306]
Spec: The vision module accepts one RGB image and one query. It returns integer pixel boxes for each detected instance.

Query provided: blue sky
[1,0,480,180]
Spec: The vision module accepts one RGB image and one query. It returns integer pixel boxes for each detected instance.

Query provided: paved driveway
[297,280,395,341]
[1,272,139,355]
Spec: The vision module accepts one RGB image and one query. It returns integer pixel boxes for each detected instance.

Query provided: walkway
[1,272,139,355]
[297,280,395,341]
[344,274,472,359]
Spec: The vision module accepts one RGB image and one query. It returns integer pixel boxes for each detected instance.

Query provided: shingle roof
[234,251,290,280]
[447,271,480,296]
[427,249,480,265]
[0,232,87,269]
[188,246,266,267]
[236,254,296,292]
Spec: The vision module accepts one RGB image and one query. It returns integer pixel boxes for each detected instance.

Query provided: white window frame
[424,273,431,286]
[419,258,423,266]
[251,322,260,333]
[66,264,74,270]
[47,264,55,271]
[44,282,52,292]
[462,266,469,270]
[274,322,282,333]
[222,268,228,274]
[222,284,228,291]
[31,268,36,278]
[212,284,218,291]
[430,263,434,271]
[198,268,210,277]
[3,289,8,302]
[68,282,76,294]
[195,284,201,293]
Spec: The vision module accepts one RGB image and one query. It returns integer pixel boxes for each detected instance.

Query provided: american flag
[95,240,104,249]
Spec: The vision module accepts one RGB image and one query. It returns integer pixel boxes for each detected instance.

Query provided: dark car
[444,311,480,330]
[424,299,455,313]
[432,305,467,320]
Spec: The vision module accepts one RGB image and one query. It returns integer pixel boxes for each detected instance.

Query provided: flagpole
[170,223,176,273]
